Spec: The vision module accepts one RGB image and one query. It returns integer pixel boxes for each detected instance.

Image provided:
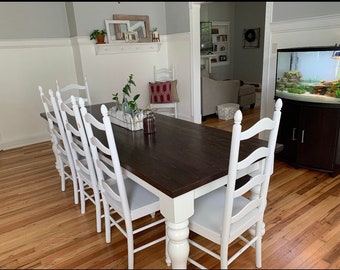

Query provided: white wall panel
[0,38,77,150]
[0,34,192,149]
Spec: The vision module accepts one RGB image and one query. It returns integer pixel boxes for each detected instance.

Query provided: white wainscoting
[0,38,77,150]
[0,33,192,150]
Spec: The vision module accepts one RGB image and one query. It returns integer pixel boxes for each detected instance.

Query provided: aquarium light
[332,44,340,60]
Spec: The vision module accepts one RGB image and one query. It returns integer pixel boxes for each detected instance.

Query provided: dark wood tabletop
[41,102,283,198]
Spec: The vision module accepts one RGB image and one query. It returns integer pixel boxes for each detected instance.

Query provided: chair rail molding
[95,42,162,55]
[270,14,340,33]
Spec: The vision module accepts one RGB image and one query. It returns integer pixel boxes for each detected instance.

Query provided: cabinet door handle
[301,129,305,143]
[292,128,297,141]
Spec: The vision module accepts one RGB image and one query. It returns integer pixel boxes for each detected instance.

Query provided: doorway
[190,2,266,123]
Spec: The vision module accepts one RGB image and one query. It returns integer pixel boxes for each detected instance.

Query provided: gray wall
[233,2,266,84]
[0,2,70,38]
[165,2,190,34]
[71,2,168,37]
[1,2,340,41]
[0,2,189,39]
[200,2,265,83]
[200,2,235,80]
[273,2,340,22]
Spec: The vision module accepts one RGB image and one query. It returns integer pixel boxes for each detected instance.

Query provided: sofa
[201,69,256,117]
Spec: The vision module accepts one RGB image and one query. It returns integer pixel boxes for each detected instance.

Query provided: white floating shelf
[95,42,161,55]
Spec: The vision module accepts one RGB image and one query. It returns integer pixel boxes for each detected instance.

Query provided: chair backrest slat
[56,76,92,105]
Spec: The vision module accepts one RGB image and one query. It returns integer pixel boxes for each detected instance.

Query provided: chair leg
[52,143,61,175]
[103,198,111,243]
[126,220,134,269]
[59,163,66,192]
[78,179,86,214]
[94,190,102,233]
[72,171,79,205]
[255,236,262,268]
[255,221,262,268]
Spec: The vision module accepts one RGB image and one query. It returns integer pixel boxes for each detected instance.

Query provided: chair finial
[101,104,108,116]
[234,110,243,124]
[79,97,85,107]
[48,89,54,97]
[275,98,283,111]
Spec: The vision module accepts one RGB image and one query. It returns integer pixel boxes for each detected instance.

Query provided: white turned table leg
[166,220,189,269]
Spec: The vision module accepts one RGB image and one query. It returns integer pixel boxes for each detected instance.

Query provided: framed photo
[243,28,260,48]
[124,31,139,43]
[105,20,130,43]
[211,28,219,34]
[113,14,151,42]
[217,43,227,52]
[216,34,227,42]
[210,58,217,63]
[219,55,227,61]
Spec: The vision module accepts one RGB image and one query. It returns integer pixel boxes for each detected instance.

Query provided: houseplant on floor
[90,29,107,44]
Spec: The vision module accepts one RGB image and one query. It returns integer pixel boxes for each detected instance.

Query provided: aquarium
[275,46,340,104]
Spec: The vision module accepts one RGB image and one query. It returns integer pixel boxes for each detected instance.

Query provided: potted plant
[90,29,107,44]
[112,74,140,116]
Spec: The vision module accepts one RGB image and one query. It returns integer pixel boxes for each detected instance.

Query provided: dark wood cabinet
[277,98,340,176]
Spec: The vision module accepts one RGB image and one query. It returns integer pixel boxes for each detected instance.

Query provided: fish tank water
[275,46,340,104]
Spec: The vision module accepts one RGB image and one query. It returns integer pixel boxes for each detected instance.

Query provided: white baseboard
[1,134,50,150]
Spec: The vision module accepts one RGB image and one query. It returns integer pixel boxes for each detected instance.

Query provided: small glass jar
[143,110,156,134]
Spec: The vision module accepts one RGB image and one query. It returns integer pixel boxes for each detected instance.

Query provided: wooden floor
[0,107,339,269]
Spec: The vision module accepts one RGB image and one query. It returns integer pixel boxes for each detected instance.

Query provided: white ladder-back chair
[56,76,92,106]
[38,86,61,174]
[149,65,178,118]
[80,101,168,269]
[188,98,283,269]
[39,86,79,205]
[57,93,102,233]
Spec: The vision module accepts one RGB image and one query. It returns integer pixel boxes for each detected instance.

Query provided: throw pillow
[168,80,179,102]
[149,81,172,103]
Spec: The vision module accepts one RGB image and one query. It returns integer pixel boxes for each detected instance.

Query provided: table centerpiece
[109,74,144,131]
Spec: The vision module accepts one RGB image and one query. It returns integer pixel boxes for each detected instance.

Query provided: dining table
[41,101,283,269]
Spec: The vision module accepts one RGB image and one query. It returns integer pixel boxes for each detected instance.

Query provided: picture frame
[243,28,260,48]
[124,31,139,43]
[217,43,227,52]
[113,14,151,42]
[216,34,227,42]
[105,19,130,43]
[211,28,219,34]
[219,55,227,61]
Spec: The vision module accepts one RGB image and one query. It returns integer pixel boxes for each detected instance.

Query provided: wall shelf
[95,42,161,55]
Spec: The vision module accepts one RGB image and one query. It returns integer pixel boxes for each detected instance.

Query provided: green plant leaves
[112,74,140,114]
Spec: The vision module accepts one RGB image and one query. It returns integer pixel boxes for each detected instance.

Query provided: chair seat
[103,177,160,221]
[190,186,259,244]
